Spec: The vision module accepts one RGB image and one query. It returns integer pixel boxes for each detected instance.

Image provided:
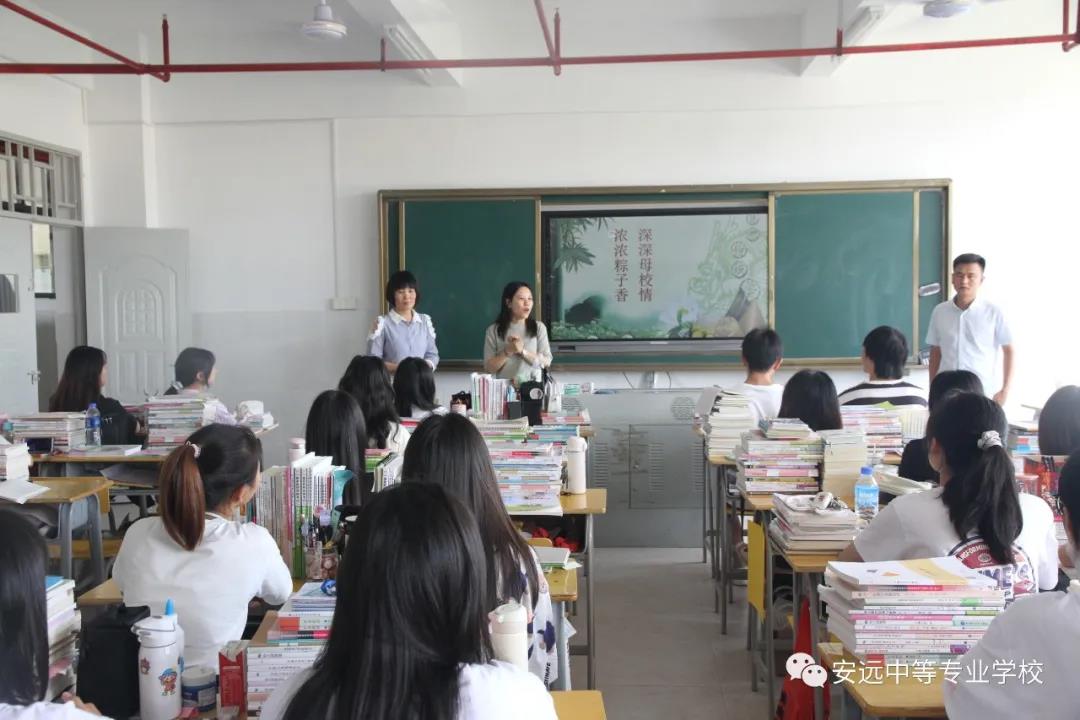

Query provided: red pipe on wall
[0,0,167,80]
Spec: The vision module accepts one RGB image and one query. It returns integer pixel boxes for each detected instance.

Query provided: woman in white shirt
[403,414,560,686]
[163,347,237,425]
[483,282,552,384]
[839,392,1059,599]
[945,450,1080,719]
[393,357,449,420]
[113,425,293,668]
[259,483,555,720]
[338,355,410,454]
[0,510,101,720]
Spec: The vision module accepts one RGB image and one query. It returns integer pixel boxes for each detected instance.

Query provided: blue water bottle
[85,403,101,447]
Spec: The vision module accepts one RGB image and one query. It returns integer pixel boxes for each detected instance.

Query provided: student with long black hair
[1038,385,1080,456]
[338,355,410,453]
[402,414,559,685]
[162,347,236,425]
[48,345,140,444]
[839,392,1059,598]
[945,449,1080,718]
[898,370,984,482]
[305,390,369,505]
[0,511,101,718]
[392,356,448,420]
[483,281,551,383]
[260,483,555,720]
[777,369,843,432]
[113,424,292,667]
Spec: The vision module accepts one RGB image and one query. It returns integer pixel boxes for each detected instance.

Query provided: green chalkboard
[918,189,946,355]
[401,199,537,363]
[775,192,915,359]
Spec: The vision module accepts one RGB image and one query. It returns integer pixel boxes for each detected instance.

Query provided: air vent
[670,395,697,422]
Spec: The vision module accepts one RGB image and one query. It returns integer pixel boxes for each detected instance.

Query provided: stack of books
[488,442,563,516]
[528,424,581,446]
[0,439,32,481]
[872,465,933,497]
[761,418,815,440]
[145,397,214,451]
[370,452,403,492]
[46,576,80,701]
[246,584,332,716]
[11,412,86,452]
[705,392,756,462]
[255,454,342,578]
[541,409,591,425]
[1008,420,1040,457]
[471,373,511,421]
[818,428,868,499]
[735,429,823,495]
[472,417,530,444]
[821,557,1007,665]
[769,493,856,554]
[841,407,903,461]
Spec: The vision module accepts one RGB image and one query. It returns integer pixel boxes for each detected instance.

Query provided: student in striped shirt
[838,326,927,408]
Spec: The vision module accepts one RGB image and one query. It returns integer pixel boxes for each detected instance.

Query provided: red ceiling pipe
[0,0,167,81]
[0,33,1077,76]
[533,0,560,76]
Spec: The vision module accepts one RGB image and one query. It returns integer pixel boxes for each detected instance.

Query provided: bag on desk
[78,603,151,718]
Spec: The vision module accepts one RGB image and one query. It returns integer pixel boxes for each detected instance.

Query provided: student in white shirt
[402,414,560,686]
[838,326,927,409]
[113,425,292,668]
[305,390,370,506]
[945,450,1080,719]
[839,392,1058,598]
[163,347,237,426]
[0,510,101,720]
[393,356,449,420]
[926,253,1014,405]
[733,328,785,424]
[338,355,410,454]
[259,483,555,720]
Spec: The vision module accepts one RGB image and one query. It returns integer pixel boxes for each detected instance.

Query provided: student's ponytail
[159,442,207,551]
[930,392,1022,566]
[157,424,263,551]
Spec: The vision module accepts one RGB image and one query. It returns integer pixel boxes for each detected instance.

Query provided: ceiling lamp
[302,0,347,40]
[923,0,974,18]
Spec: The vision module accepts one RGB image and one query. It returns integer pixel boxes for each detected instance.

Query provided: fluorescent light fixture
[384,24,433,80]
[923,0,973,18]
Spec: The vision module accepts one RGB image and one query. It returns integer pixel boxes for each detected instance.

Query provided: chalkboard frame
[377,180,950,368]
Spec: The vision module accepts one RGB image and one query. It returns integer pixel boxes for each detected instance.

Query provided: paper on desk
[0,478,48,503]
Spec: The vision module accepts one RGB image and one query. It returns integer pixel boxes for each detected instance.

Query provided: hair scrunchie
[185,441,201,459]
[977,430,1002,451]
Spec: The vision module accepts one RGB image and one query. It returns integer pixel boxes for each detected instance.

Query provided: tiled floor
[568,547,772,720]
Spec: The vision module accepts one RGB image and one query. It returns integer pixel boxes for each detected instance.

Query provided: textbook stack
[11,412,86,452]
[1008,420,1040,457]
[735,428,823,495]
[488,441,564,515]
[705,391,756,462]
[472,417,530,444]
[821,557,1006,665]
[370,452,403,492]
[255,454,342,577]
[45,576,80,701]
[471,373,511,421]
[145,396,214,451]
[246,584,332,715]
[541,409,591,425]
[818,428,868,499]
[528,424,581,446]
[841,407,904,462]
[0,439,32,481]
[769,493,857,554]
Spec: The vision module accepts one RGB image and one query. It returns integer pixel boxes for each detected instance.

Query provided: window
[0,136,81,222]
[32,223,55,298]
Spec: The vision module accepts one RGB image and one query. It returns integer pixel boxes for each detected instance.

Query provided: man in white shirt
[926,253,1014,405]
[733,327,785,424]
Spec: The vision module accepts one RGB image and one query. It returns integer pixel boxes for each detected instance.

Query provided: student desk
[513,489,606,691]
[1,477,112,584]
[818,642,946,719]
[550,690,607,720]
[79,577,310,607]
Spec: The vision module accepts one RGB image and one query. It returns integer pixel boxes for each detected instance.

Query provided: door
[84,228,190,403]
[0,216,39,413]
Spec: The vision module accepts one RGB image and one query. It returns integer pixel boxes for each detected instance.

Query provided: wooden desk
[818,642,945,719]
[9,477,112,584]
[33,425,279,465]
[547,567,578,603]
[551,691,606,720]
[559,489,607,515]
[79,577,308,608]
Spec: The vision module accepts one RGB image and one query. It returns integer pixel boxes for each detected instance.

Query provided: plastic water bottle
[85,403,101,446]
[489,601,529,670]
[132,614,182,720]
[854,466,879,529]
